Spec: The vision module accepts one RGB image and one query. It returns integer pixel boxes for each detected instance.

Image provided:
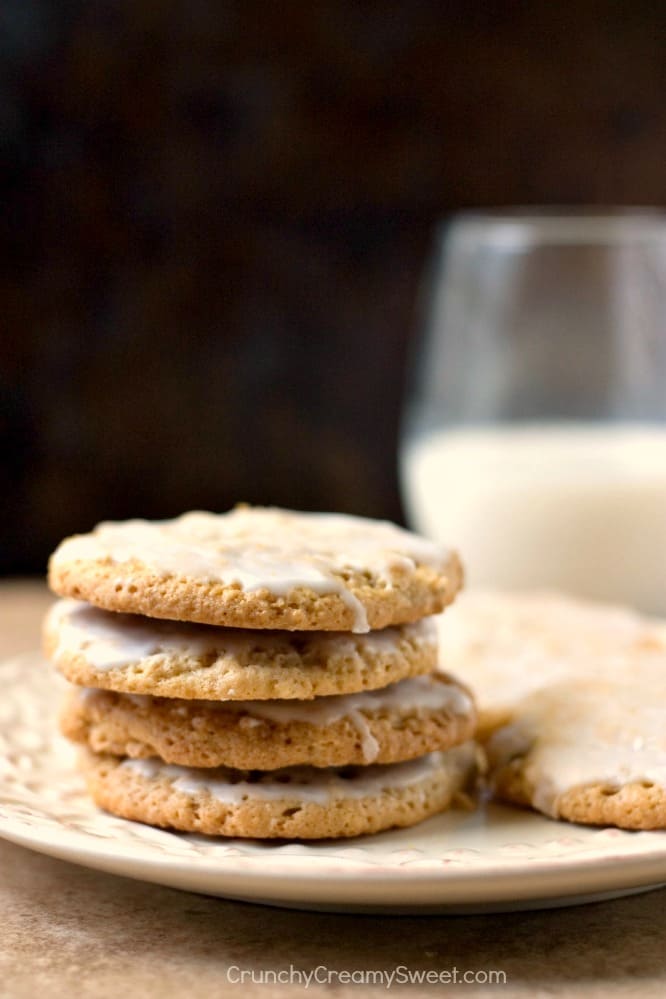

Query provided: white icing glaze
[47,600,231,670]
[47,599,436,673]
[487,666,666,816]
[218,675,469,726]
[50,507,452,633]
[121,743,475,804]
[348,712,380,762]
[78,674,472,728]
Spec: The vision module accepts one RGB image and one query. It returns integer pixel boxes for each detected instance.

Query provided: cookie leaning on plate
[437,590,664,738]
[80,743,478,839]
[442,591,666,830]
[60,673,477,769]
[44,600,438,700]
[48,506,463,632]
[487,671,666,831]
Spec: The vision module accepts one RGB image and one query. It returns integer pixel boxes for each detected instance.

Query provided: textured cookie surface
[48,507,462,631]
[44,600,438,700]
[80,743,477,839]
[437,590,666,737]
[61,673,477,769]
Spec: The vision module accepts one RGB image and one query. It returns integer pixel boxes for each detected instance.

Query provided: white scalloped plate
[2,654,666,913]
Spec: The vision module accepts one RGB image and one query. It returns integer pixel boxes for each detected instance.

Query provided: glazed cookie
[60,673,477,769]
[48,507,462,632]
[487,667,666,830]
[44,600,438,700]
[80,743,478,839]
[437,590,666,737]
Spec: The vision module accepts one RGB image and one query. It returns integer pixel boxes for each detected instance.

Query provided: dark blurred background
[3,0,666,573]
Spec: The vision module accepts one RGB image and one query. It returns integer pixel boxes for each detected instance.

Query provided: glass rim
[437,207,666,246]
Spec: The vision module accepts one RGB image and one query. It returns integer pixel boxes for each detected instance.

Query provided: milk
[400,423,666,613]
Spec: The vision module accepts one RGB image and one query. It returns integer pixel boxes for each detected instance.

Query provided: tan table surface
[1,580,665,999]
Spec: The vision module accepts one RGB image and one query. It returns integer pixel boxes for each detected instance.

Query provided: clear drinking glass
[400,210,666,613]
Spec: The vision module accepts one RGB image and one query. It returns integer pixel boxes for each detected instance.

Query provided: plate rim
[2,818,666,907]
[4,650,666,910]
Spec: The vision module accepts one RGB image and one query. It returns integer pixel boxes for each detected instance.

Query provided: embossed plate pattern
[2,653,666,913]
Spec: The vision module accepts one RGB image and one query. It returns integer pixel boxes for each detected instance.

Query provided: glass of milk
[400,211,666,613]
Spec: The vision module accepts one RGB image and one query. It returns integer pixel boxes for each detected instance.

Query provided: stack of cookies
[44,506,477,839]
